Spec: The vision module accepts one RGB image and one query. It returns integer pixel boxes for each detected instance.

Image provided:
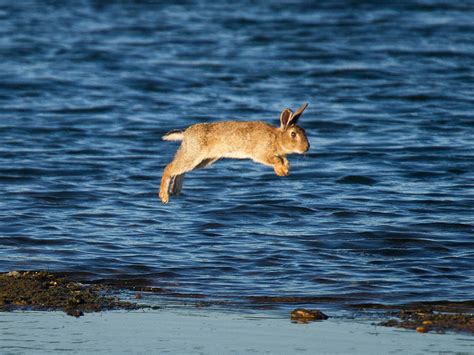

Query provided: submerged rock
[290,308,329,323]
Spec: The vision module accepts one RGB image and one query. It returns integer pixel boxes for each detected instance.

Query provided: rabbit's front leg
[269,156,289,177]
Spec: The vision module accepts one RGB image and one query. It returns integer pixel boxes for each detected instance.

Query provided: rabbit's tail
[162,129,184,141]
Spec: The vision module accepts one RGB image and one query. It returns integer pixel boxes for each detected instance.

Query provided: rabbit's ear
[280,108,293,128]
[288,103,309,126]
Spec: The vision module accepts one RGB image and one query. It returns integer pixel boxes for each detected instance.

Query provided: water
[2,311,473,354]
[1,1,473,309]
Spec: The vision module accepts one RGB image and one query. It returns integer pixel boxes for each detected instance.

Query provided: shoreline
[1,271,473,337]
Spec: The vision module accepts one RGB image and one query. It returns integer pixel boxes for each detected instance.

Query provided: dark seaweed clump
[0,271,140,317]
[380,309,474,334]
[353,302,474,334]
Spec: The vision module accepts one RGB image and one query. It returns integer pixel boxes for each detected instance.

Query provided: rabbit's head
[279,103,310,154]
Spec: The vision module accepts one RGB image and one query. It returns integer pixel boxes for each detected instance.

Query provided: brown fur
[159,103,310,203]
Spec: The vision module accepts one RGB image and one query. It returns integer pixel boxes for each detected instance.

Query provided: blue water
[1,1,473,308]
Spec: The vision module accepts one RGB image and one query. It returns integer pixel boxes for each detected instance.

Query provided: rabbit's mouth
[300,142,310,153]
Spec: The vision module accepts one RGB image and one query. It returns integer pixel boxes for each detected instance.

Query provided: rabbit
[159,103,310,204]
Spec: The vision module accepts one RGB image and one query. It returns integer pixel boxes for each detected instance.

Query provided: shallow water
[1,1,473,309]
[1,310,473,354]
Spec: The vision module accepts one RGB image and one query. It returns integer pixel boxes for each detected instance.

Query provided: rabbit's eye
[291,131,297,139]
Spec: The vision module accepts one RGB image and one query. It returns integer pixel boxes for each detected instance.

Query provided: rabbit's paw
[274,164,289,177]
[159,190,169,204]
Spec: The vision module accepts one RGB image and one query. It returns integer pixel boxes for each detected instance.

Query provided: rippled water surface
[1,1,473,308]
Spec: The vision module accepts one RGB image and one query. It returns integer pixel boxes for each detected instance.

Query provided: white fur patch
[223,151,250,159]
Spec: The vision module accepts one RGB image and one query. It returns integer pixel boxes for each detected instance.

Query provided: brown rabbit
[159,103,310,204]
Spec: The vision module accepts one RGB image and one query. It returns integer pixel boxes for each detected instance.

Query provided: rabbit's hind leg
[170,157,216,196]
[195,157,218,170]
[159,148,186,204]
[159,149,204,204]
[171,173,185,196]
[159,163,174,204]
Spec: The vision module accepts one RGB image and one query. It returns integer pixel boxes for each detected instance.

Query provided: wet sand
[1,309,473,354]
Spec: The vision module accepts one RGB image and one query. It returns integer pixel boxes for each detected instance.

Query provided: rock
[290,308,328,323]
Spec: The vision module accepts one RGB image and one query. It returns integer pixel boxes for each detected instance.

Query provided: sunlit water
[1,1,473,309]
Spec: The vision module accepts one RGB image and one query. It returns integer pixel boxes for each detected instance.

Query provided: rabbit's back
[184,121,276,158]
